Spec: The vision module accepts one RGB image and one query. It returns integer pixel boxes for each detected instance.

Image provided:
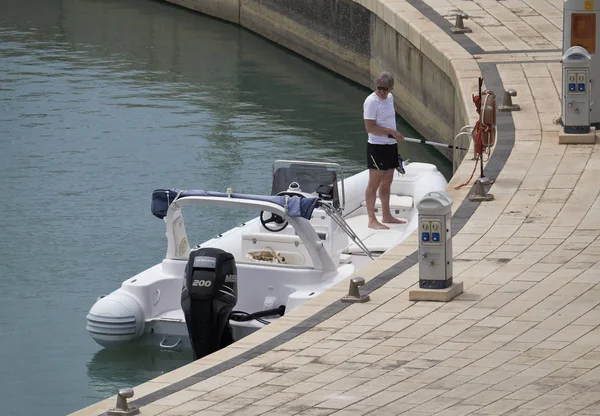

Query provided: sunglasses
[376,86,389,92]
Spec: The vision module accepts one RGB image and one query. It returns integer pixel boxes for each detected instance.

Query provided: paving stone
[519,392,572,410]
[162,400,220,416]
[153,390,206,407]
[224,404,277,416]
[267,370,318,387]
[238,385,287,400]
[398,388,448,405]
[135,404,175,416]
[478,398,528,415]
[559,392,600,408]
[471,369,519,385]
[315,394,364,410]
[411,396,462,413]
[188,375,239,392]
[189,410,229,416]
[282,381,326,395]
[296,409,338,416]
[255,392,303,407]
[434,404,483,416]
[328,403,379,415]
[499,342,538,355]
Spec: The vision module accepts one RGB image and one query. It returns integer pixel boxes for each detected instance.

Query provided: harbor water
[0,0,452,414]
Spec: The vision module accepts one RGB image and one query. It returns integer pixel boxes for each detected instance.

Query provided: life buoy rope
[455,86,496,190]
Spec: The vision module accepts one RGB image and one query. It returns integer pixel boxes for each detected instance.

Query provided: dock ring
[107,388,140,416]
[341,277,370,303]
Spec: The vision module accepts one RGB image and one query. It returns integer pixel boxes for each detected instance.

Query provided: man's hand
[390,131,404,141]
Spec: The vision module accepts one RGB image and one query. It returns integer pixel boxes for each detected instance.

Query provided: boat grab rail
[242,232,303,245]
[164,196,338,271]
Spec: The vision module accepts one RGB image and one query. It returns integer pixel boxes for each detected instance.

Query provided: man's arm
[364,119,404,141]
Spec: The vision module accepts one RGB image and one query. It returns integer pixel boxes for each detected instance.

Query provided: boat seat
[241,232,310,266]
[361,194,413,210]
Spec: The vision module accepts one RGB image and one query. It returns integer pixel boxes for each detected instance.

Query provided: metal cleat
[451,13,472,34]
[469,176,494,202]
[107,388,140,416]
[341,277,370,303]
[498,89,521,111]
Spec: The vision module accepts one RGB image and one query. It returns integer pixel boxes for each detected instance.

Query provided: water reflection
[2,0,452,178]
[87,345,191,397]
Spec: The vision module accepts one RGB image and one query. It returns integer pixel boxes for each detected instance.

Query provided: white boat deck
[344,214,410,254]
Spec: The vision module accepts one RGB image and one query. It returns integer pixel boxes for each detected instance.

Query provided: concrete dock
[73,0,600,415]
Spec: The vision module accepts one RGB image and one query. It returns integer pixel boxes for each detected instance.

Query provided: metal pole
[478,78,485,179]
[388,135,468,151]
[403,137,468,151]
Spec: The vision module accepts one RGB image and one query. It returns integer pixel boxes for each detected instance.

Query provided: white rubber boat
[86,160,447,353]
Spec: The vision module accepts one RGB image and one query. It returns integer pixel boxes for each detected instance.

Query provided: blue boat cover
[151,189,319,220]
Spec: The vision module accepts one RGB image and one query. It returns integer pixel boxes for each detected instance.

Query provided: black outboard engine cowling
[181,247,237,360]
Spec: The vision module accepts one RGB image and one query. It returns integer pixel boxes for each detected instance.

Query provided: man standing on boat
[363,72,405,230]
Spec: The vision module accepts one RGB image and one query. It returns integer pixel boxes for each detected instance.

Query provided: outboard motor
[181,247,237,360]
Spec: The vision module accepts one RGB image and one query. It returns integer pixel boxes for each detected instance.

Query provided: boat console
[271,160,343,210]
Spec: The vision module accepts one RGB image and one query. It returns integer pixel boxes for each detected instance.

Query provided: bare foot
[368,220,389,230]
[382,216,407,224]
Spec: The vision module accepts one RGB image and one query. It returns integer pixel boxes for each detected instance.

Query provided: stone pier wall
[240,0,371,87]
[370,14,456,155]
[166,0,240,24]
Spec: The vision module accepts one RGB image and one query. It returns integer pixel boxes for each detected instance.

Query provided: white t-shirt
[363,92,397,145]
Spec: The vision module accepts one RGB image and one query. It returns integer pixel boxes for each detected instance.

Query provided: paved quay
[73,0,600,415]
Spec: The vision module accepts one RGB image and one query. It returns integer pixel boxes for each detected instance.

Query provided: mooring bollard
[470,176,494,202]
[451,13,472,34]
[107,388,139,416]
[498,89,520,112]
[341,277,370,303]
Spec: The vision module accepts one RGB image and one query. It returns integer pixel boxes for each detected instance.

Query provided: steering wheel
[259,190,310,232]
[260,211,289,232]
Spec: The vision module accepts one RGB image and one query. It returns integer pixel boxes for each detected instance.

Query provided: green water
[0,0,451,414]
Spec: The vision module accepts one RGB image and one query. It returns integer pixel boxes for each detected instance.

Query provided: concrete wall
[240,0,371,87]
[166,0,240,24]
[370,14,455,157]
[163,0,471,161]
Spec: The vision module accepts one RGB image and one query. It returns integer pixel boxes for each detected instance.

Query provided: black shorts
[367,142,399,171]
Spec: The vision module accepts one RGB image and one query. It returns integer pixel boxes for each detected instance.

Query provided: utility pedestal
[560,46,595,144]
[409,191,463,302]
[564,0,600,126]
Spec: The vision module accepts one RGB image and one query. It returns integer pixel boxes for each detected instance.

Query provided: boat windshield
[271,161,342,210]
